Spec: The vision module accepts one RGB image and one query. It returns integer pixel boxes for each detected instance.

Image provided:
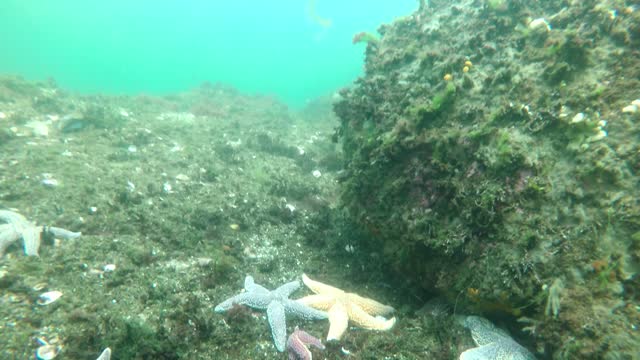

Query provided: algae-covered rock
[334,0,640,357]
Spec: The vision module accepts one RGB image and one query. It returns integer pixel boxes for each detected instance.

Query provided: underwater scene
[1,0,639,359]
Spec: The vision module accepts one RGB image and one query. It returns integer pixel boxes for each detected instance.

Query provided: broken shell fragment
[37,291,63,305]
[36,344,59,360]
[96,348,111,360]
[528,17,551,31]
[32,282,48,291]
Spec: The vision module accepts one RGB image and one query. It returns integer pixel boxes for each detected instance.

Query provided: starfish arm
[286,329,314,360]
[0,210,28,225]
[326,301,349,341]
[347,303,396,331]
[244,276,270,295]
[461,316,536,360]
[346,293,395,316]
[296,294,336,311]
[214,291,271,312]
[460,343,503,360]
[464,316,511,346]
[0,224,20,257]
[460,341,533,360]
[275,280,302,298]
[267,301,287,352]
[47,226,81,239]
[22,225,42,256]
[302,274,344,297]
[214,293,244,312]
[284,299,328,320]
[295,328,325,350]
[96,348,111,360]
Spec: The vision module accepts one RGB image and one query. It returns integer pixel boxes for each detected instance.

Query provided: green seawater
[0,0,416,107]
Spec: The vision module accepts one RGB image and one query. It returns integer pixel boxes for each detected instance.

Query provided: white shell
[103,264,116,272]
[528,17,551,31]
[37,291,63,305]
[36,344,59,360]
[571,112,586,123]
[41,178,59,187]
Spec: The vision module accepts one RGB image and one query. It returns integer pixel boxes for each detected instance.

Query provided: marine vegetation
[334,0,640,357]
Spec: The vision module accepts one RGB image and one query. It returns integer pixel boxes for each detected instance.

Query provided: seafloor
[1,0,640,359]
[0,78,358,359]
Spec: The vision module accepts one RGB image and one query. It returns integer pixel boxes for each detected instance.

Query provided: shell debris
[37,291,63,306]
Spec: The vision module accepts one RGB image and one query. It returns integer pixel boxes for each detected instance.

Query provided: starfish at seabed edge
[0,210,81,257]
[296,273,396,341]
[460,316,536,360]
[214,275,328,352]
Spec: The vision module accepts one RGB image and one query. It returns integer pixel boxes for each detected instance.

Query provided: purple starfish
[287,326,325,360]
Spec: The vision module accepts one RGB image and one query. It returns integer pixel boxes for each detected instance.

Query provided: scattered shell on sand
[103,264,116,272]
[37,291,63,305]
[621,99,640,113]
[528,17,551,31]
[32,282,48,291]
[571,112,586,123]
[36,343,60,360]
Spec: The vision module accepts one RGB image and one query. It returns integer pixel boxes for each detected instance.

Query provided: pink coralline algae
[286,326,325,360]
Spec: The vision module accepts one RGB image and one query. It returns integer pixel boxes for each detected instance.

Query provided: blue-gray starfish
[0,210,81,257]
[214,275,328,352]
[460,316,536,360]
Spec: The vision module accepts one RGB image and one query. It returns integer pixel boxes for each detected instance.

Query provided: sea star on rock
[0,210,81,257]
[296,273,396,341]
[460,316,536,360]
[287,326,325,360]
[214,275,328,352]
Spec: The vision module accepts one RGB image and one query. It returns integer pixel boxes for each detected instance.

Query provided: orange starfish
[296,273,396,341]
